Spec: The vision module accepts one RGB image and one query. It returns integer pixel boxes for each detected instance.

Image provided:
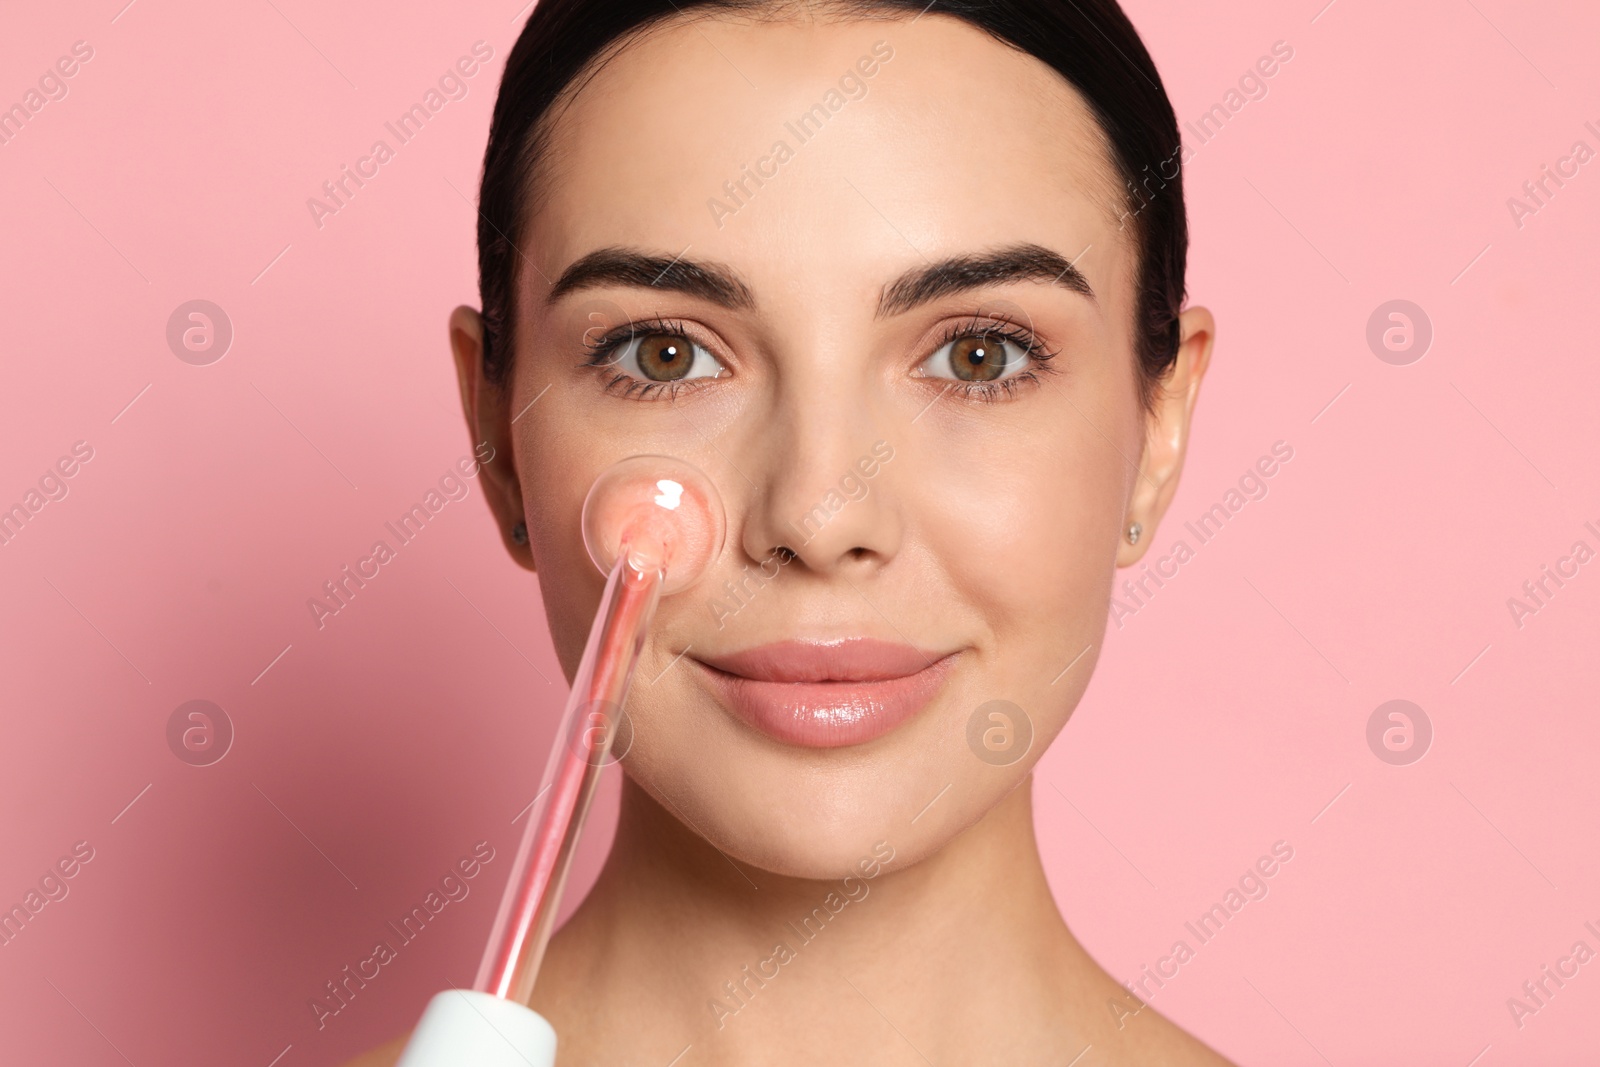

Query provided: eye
[596,327,725,384]
[920,329,1032,383]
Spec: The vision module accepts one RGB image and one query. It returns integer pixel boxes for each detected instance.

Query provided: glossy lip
[692,638,958,748]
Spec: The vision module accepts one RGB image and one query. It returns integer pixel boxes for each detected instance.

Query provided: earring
[1126,521,1142,545]
[512,521,528,545]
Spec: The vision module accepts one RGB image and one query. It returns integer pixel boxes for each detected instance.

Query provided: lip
[692,638,958,748]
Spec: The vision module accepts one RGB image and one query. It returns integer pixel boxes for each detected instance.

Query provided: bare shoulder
[335,1032,409,1067]
[1064,959,1236,1066]
[1095,994,1237,1066]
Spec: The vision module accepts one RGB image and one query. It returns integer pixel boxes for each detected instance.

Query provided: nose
[736,379,903,579]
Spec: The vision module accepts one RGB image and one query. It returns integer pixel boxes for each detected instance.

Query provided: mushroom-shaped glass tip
[580,455,725,595]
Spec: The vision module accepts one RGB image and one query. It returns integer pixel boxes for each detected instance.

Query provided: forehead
[526,12,1132,315]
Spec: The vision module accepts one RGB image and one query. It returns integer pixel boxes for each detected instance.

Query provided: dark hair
[476,0,1187,408]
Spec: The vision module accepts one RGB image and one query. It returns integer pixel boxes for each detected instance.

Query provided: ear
[1117,306,1215,567]
[449,305,535,572]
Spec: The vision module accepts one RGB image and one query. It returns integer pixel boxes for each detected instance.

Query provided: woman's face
[456,11,1209,878]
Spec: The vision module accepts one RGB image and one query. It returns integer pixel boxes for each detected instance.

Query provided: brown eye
[636,332,696,381]
[594,324,725,395]
[948,333,1010,382]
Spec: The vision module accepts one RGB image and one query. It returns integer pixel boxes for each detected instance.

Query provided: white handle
[396,989,558,1067]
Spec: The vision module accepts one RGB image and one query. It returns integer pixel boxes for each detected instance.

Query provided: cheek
[515,429,613,678]
[943,468,1117,613]
[919,465,1119,792]
[907,411,1131,653]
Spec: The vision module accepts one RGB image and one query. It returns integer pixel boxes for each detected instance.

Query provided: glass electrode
[471,455,725,1006]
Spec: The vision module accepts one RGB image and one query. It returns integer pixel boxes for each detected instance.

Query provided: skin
[350,9,1222,1066]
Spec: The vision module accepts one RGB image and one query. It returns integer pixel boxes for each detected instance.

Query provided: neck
[533,772,1101,1064]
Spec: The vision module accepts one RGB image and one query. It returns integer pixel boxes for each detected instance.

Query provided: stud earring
[1126,521,1142,545]
[512,521,528,545]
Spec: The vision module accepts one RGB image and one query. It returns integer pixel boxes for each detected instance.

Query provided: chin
[622,668,1030,881]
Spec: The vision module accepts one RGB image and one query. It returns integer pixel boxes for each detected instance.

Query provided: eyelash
[579,316,712,402]
[921,314,1062,403]
[577,314,1062,403]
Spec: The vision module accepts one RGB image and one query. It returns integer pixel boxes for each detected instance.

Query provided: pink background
[2,0,1597,1063]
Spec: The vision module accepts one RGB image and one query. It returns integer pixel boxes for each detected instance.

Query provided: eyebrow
[877,242,1095,317]
[546,247,756,309]
[544,241,1095,316]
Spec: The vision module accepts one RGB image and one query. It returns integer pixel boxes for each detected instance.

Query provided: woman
[353,0,1223,1061]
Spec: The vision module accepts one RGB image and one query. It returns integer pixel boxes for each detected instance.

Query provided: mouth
[691,637,959,748]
